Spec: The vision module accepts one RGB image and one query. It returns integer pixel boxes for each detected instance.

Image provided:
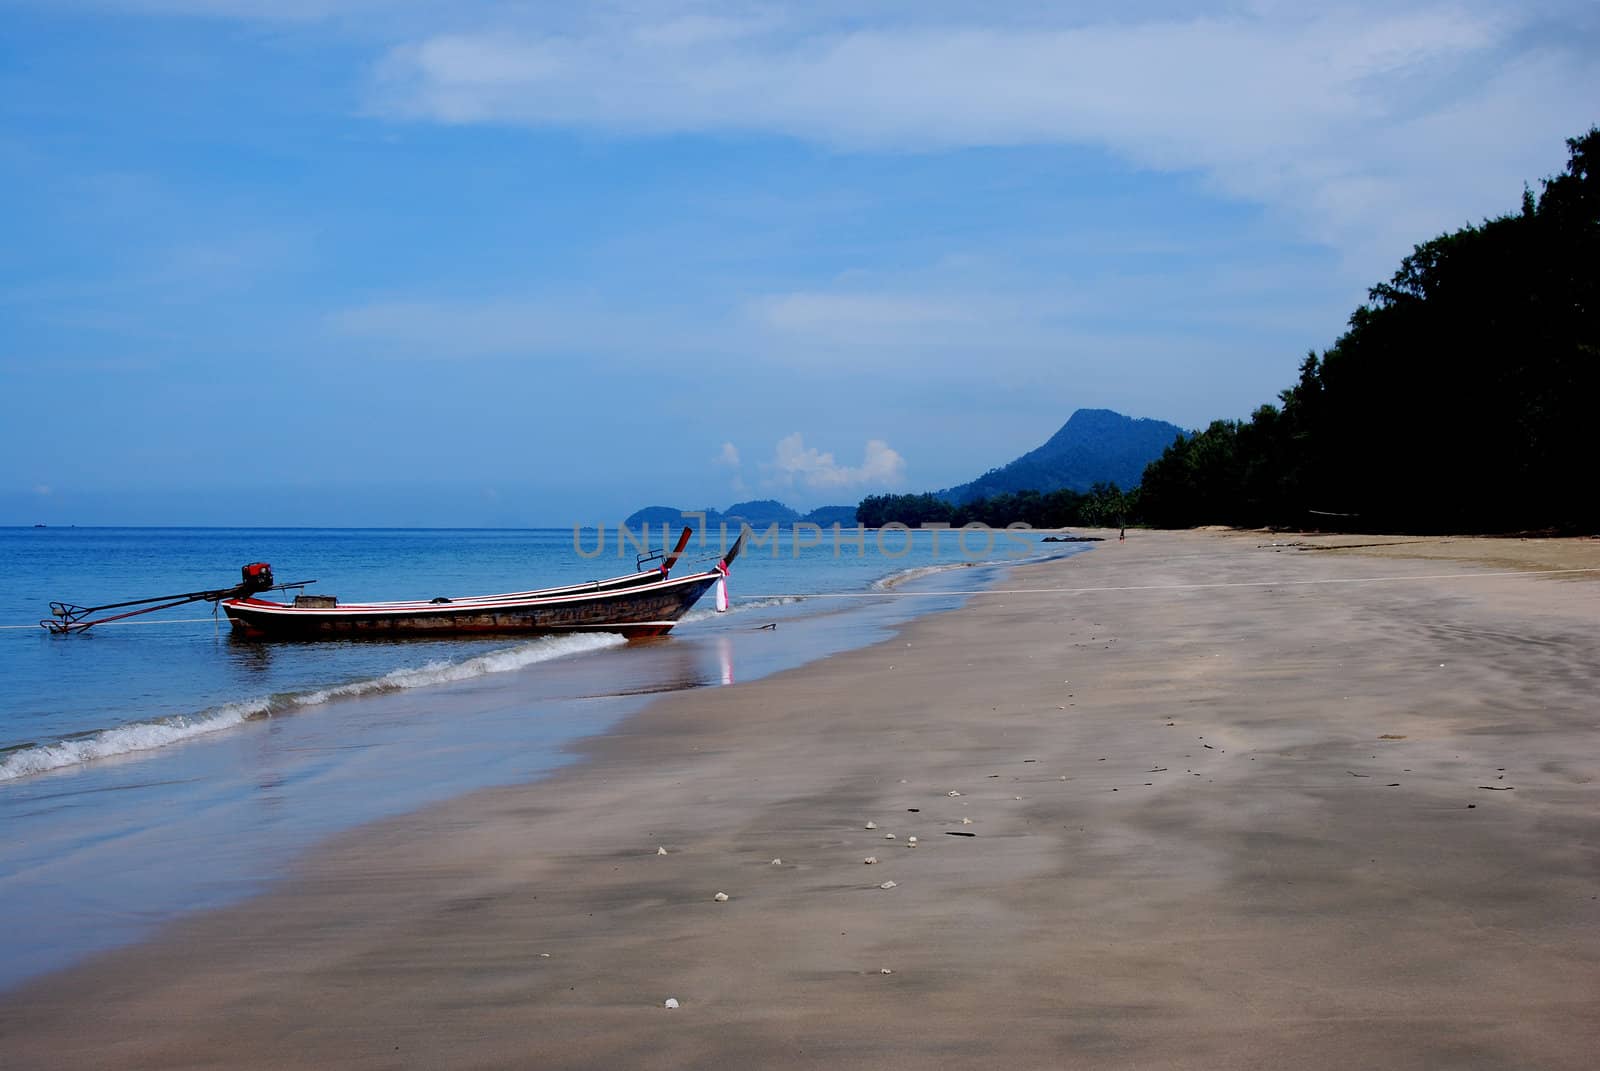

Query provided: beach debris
[713,892,730,902]
[1013,796,1023,800]
[865,821,877,830]
[864,856,879,864]
[880,968,894,975]
[1468,803,1476,808]
[907,836,918,846]
[539,953,551,958]
[1387,783,1400,787]
[947,790,962,797]
[770,858,783,865]
[1478,786,1515,791]
[879,880,898,889]
[1150,767,1167,773]
[884,833,896,839]
[656,846,669,855]
[664,998,680,1009]
[1347,771,1371,778]
[946,831,976,837]
[756,622,776,630]
[1379,734,1407,740]
[961,817,973,824]
[907,807,920,812]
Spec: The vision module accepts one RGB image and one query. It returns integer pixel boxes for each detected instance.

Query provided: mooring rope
[0,616,222,630]
[740,566,1600,600]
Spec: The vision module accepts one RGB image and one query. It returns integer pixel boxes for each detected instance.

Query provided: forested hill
[1138,126,1598,533]
[940,409,1184,503]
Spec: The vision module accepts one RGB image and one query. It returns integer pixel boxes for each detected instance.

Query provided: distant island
[626,499,858,529]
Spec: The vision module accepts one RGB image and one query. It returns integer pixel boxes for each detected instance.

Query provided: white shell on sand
[880,968,894,974]
[713,892,729,902]
[864,856,878,864]
[770,858,782,865]
[961,817,973,824]
[884,833,895,839]
[879,880,898,889]
[664,998,680,1009]
[656,846,668,855]
[947,791,962,797]
[865,821,877,830]
[907,836,918,845]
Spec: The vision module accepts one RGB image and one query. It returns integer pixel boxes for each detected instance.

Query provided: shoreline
[0,546,1047,990]
[4,530,1598,1068]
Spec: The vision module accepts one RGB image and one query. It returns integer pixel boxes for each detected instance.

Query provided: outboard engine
[240,562,274,594]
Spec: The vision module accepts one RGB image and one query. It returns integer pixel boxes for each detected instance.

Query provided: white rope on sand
[741,566,1600,600]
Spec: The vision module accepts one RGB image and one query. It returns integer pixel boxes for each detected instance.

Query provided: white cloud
[367,3,1599,270]
[761,433,905,493]
[714,441,740,467]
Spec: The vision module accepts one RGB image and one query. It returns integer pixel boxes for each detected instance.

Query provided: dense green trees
[857,484,1135,530]
[862,128,1595,535]
[1139,127,1598,533]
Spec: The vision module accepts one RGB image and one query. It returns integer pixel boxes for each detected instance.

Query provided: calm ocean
[0,525,1083,988]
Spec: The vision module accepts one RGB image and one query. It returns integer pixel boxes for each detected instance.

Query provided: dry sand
[3,530,1598,1069]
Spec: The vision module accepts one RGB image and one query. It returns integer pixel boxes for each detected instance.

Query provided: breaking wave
[0,632,626,783]
[681,595,804,624]
[872,562,974,590]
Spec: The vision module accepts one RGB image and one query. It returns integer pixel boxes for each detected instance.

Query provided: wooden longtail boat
[220,529,743,640]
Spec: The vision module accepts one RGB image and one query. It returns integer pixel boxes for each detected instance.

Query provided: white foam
[0,632,627,783]
[681,595,803,624]
[872,562,971,590]
[296,632,625,706]
[0,700,268,781]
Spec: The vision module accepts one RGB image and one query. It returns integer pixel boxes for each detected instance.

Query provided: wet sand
[4,530,1598,1069]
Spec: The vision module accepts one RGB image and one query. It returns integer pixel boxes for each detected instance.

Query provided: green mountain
[940,408,1184,503]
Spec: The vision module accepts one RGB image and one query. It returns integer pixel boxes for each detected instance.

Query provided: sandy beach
[3,530,1598,1069]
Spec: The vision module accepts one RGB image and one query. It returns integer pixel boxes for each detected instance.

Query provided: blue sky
[3,1,1596,525]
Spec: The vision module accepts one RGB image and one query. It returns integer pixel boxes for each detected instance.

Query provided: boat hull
[221,573,720,640]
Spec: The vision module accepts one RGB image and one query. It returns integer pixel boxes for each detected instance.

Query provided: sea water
[0,525,1082,988]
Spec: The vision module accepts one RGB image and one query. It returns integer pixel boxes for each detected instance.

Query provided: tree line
[857,484,1135,529]
[863,127,1598,534]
